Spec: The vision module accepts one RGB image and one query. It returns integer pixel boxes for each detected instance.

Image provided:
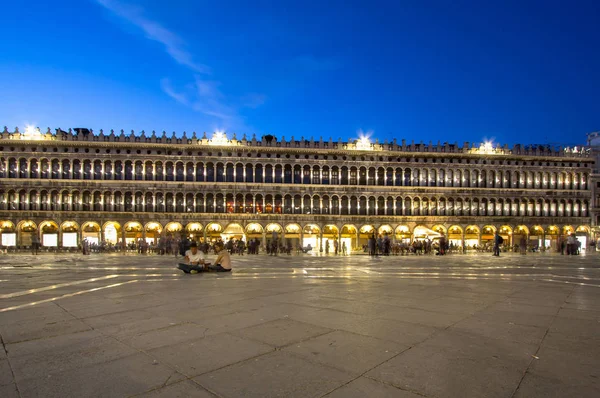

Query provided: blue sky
[1,0,598,146]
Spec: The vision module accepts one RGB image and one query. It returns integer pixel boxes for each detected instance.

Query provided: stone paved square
[1,252,599,397]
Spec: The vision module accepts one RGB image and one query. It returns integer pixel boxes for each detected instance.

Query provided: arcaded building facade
[0,126,594,252]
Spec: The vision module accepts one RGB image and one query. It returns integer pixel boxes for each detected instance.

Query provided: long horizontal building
[0,126,595,252]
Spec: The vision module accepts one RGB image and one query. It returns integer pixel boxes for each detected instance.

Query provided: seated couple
[177,242,231,274]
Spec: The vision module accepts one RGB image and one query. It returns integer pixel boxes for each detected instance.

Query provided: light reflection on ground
[1,252,599,313]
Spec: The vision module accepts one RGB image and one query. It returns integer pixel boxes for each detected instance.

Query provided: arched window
[235,163,244,182]
[255,164,263,183]
[265,164,273,183]
[225,163,234,182]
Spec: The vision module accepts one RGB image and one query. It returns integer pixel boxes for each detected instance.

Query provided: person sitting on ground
[177,241,231,273]
[209,241,232,272]
[177,241,207,273]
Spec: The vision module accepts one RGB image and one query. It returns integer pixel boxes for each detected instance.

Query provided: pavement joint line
[540,279,600,288]
[0,332,22,398]
[63,305,201,398]
[0,275,121,299]
[0,280,140,313]
[509,284,577,398]
[338,293,514,398]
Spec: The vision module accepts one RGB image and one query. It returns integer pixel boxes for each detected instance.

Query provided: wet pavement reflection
[1,252,599,312]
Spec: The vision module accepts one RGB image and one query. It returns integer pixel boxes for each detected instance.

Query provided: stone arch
[245,222,264,235]
[395,225,411,242]
[123,221,144,243]
[464,225,480,249]
[431,224,446,235]
[165,222,183,234]
[101,221,122,245]
[144,222,163,244]
[378,224,393,236]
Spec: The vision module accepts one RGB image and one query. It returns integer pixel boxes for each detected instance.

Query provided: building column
[121,228,126,251]
[319,230,323,253]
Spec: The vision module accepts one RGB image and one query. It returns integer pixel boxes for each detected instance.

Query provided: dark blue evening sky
[1,0,598,146]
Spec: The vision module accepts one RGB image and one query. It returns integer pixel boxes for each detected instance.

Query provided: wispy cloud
[96,0,266,132]
[161,77,242,127]
[95,0,210,73]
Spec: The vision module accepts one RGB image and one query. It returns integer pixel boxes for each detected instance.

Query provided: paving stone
[327,316,438,346]
[0,383,19,398]
[0,304,72,325]
[376,306,468,328]
[527,346,600,388]
[115,322,212,350]
[8,332,137,382]
[0,317,92,344]
[18,353,185,398]
[81,309,160,329]
[96,316,185,338]
[449,315,547,344]
[146,332,274,377]
[1,253,599,397]
[196,351,354,397]
[139,380,216,397]
[367,330,537,398]
[283,330,407,375]
[230,318,333,347]
[473,309,555,328]
[513,372,600,398]
[0,359,14,386]
[556,307,600,321]
[326,377,423,398]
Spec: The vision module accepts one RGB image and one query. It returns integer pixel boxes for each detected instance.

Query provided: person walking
[493,232,503,256]
[31,233,40,255]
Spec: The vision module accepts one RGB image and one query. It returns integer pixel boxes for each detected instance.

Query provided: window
[349,169,357,185]
[331,169,339,185]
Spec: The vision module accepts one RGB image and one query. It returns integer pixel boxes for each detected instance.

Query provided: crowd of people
[63,233,589,258]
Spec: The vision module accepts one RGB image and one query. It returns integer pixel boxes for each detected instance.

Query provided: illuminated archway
[464,225,480,249]
[481,225,497,245]
[223,223,245,242]
[17,220,37,247]
[205,222,223,241]
[123,221,143,243]
[102,221,122,245]
[302,224,321,250]
[244,223,263,241]
[337,224,356,253]
[165,222,183,235]
[498,225,512,247]
[185,222,204,241]
[145,222,163,244]
[576,225,590,234]
[377,224,393,236]
[0,221,16,247]
[514,225,530,235]
[61,221,80,248]
[395,225,411,243]
[575,225,590,251]
[268,223,284,234]
[447,225,463,247]
[414,225,441,240]
[323,224,340,254]
[562,225,574,236]
[431,225,447,235]
[40,220,60,247]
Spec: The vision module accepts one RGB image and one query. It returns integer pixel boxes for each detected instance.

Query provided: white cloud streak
[95,0,210,73]
[96,0,266,132]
